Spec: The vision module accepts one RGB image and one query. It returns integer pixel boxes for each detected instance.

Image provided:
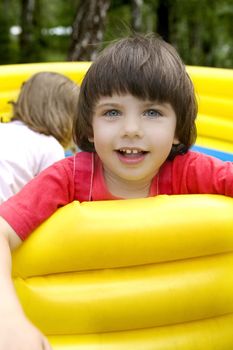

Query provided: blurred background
[0,0,232,67]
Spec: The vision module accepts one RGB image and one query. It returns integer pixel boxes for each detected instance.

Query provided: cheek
[162,121,177,142]
[91,125,110,150]
[93,126,107,142]
[150,129,177,154]
[150,127,175,142]
[93,120,116,141]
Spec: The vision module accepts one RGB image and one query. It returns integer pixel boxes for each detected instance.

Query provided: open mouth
[116,148,148,156]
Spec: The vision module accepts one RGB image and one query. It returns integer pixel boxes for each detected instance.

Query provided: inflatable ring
[12,194,233,349]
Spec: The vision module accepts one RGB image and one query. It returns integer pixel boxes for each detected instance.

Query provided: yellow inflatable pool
[0,62,232,348]
[12,195,233,349]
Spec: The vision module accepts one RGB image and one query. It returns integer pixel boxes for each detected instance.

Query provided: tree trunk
[131,0,143,33]
[156,0,170,42]
[67,0,110,61]
[19,0,42,62]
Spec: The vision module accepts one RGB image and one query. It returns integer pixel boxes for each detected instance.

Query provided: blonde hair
[11,72,80,148]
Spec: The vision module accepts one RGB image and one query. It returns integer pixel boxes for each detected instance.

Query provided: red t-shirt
[0,151,232,240]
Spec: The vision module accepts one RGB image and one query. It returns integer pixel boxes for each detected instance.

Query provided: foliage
[0,0,232,67]
[170,0,233,67]
[0,0,20,63]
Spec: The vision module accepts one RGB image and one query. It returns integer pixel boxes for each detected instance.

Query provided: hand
[0,312,52,350]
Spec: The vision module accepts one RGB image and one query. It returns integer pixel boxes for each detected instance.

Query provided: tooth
[126,149,131,154]
[133,150,138,154]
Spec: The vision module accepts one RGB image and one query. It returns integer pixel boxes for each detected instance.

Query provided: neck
[104,171,154,199]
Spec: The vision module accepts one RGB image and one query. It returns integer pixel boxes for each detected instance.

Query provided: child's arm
[0,217,52,350]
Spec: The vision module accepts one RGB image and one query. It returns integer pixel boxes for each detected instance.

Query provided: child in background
[0,71,80,203]
[0,34,232,350]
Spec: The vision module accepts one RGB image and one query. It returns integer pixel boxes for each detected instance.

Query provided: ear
[88,135,94,143]
[173,136,180,145]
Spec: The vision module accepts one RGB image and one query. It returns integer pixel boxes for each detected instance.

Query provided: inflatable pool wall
[188,66,233,160]
[12,195,233,349]
[0,62,233,159]
[1,62,233,349]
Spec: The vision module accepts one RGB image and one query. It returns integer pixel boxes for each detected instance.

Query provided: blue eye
[104,109,120,117]
[144,109,161,118]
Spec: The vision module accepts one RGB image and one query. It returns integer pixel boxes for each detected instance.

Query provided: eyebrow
[95,102,121,109]
[95,101,171,110]
[96,101,159,107]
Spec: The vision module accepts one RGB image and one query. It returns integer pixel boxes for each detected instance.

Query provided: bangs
[83,36,185,106]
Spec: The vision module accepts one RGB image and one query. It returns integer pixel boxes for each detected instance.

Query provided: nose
[121,115,143,138]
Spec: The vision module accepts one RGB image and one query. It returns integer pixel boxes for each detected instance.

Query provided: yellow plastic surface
[12,195,233,349]
[187,66,233,153]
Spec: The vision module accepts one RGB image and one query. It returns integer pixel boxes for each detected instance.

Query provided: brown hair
[73,33,197,159]
[11,72,80,148]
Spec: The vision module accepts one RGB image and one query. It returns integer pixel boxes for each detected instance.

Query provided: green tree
[0,0,14,63]
[0,0,232,67]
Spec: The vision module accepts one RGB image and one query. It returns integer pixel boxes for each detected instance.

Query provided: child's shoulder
[167,150,230,176]
[172,150,232,176]
[174,150,224,165]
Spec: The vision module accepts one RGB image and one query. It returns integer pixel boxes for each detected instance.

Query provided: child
[0,71,80,203]
[0,34,232,349]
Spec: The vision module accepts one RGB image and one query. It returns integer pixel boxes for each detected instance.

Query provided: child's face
[90,94,178,192]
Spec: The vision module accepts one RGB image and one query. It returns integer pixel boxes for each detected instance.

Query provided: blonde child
[0,34,232,350]
[0,72,79,203]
